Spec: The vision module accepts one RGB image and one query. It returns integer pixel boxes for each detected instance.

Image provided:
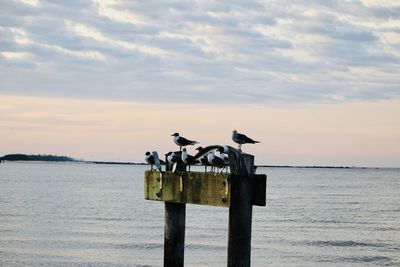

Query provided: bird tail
[191,141,200,145]
[253,141,260,144]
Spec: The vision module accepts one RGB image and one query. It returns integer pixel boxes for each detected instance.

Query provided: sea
[0,162,399,267]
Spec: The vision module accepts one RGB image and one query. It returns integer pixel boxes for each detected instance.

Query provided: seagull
[145,151,165,171]
[217,147,230,172]
[172,133,199,151]
[196,147,211,172]
[145,151,155,170]
[165,151,181,165]
[207,151,225,173]
[192,145,255,176]
[181,148,196,172]
[217,145,230,154]
[232,130,259,151]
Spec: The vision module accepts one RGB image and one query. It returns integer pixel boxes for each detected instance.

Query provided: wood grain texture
[227,153,254,267]
[145,171,231,207]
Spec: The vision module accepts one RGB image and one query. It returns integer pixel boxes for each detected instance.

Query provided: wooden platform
[144,170,266,207]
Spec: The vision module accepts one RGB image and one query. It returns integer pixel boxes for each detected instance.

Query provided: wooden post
[164,159,186,267]
[144,148,266,266]
[227,153,254,267]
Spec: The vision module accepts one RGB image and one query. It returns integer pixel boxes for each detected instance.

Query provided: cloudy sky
[1,0,399,167]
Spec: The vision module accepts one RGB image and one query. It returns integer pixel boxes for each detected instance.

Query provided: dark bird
[172,133,199,151]
[232,130,259,151]
[192,145,254,176]
[196,146,211,172]
[207,151,226,172]
[165,151,181,165]
[181,148,196,171]
[217,145,230,154]
[217,147,229,165]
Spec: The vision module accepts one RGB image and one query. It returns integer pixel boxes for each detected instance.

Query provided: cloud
[0,0,399,103]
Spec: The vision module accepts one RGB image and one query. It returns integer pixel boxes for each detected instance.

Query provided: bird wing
[152,151,162,171]
[186,154,195,164]
[148,155,155,164]
[237,133,259,143]
[192,145,222,161]
[178,136,193,146]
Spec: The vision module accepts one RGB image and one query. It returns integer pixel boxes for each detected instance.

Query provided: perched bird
[193,145,255,176]
[145,151,164,171]
[172,133,199,151]
[196,147,211,172]
[217,145,230,154]
[181,148,196,171]
[232,130,259,151]
[217,150,229,173]
[145,151,155,170]
[207,151,225,172]
[165,151,181,165]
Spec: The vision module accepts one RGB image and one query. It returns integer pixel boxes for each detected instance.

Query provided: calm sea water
[0,162,399,267]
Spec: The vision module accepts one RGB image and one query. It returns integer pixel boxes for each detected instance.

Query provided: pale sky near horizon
[1,0,399,167]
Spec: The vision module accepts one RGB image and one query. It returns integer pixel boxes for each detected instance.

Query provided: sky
[0,0,399,167]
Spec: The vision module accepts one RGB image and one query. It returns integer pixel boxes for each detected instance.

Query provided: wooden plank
[227,153,254,267]
[144,170,231,208]
[145,171,266,207]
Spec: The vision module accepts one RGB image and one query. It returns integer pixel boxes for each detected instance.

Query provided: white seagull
[172,133,199,151]
[145,151,155,170]
[145,151,164,171]
[232,130,259,151]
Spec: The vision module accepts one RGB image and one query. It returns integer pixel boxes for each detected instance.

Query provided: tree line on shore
[0,154,75,162]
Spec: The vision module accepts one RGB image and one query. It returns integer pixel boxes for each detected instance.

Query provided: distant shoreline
[1,160,389,169]
[85,161,146,165]
[0,153,393,169]
[257,165,374,169]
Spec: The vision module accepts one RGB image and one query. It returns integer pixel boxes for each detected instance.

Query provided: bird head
[232,130,237,134]
[171,133,179,137]
[145,151,151,156]
[195,146,203,151]
[165,152,172,156]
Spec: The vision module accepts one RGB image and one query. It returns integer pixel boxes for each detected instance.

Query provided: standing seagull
[196,147,211,172]
[165,151,182,165]
[232,130,259,151]
[145,151,155,170]
[145,151,164,171]
[207,151,225,173]
[181,148,196,172]
[172,133,199,151]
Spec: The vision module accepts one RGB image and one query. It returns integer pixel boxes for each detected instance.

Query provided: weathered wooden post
[144,148,266,267]
[164,160,186,267]
[227,153,254,266]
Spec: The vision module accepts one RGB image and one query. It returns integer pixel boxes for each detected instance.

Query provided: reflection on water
[0,162,399,266]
